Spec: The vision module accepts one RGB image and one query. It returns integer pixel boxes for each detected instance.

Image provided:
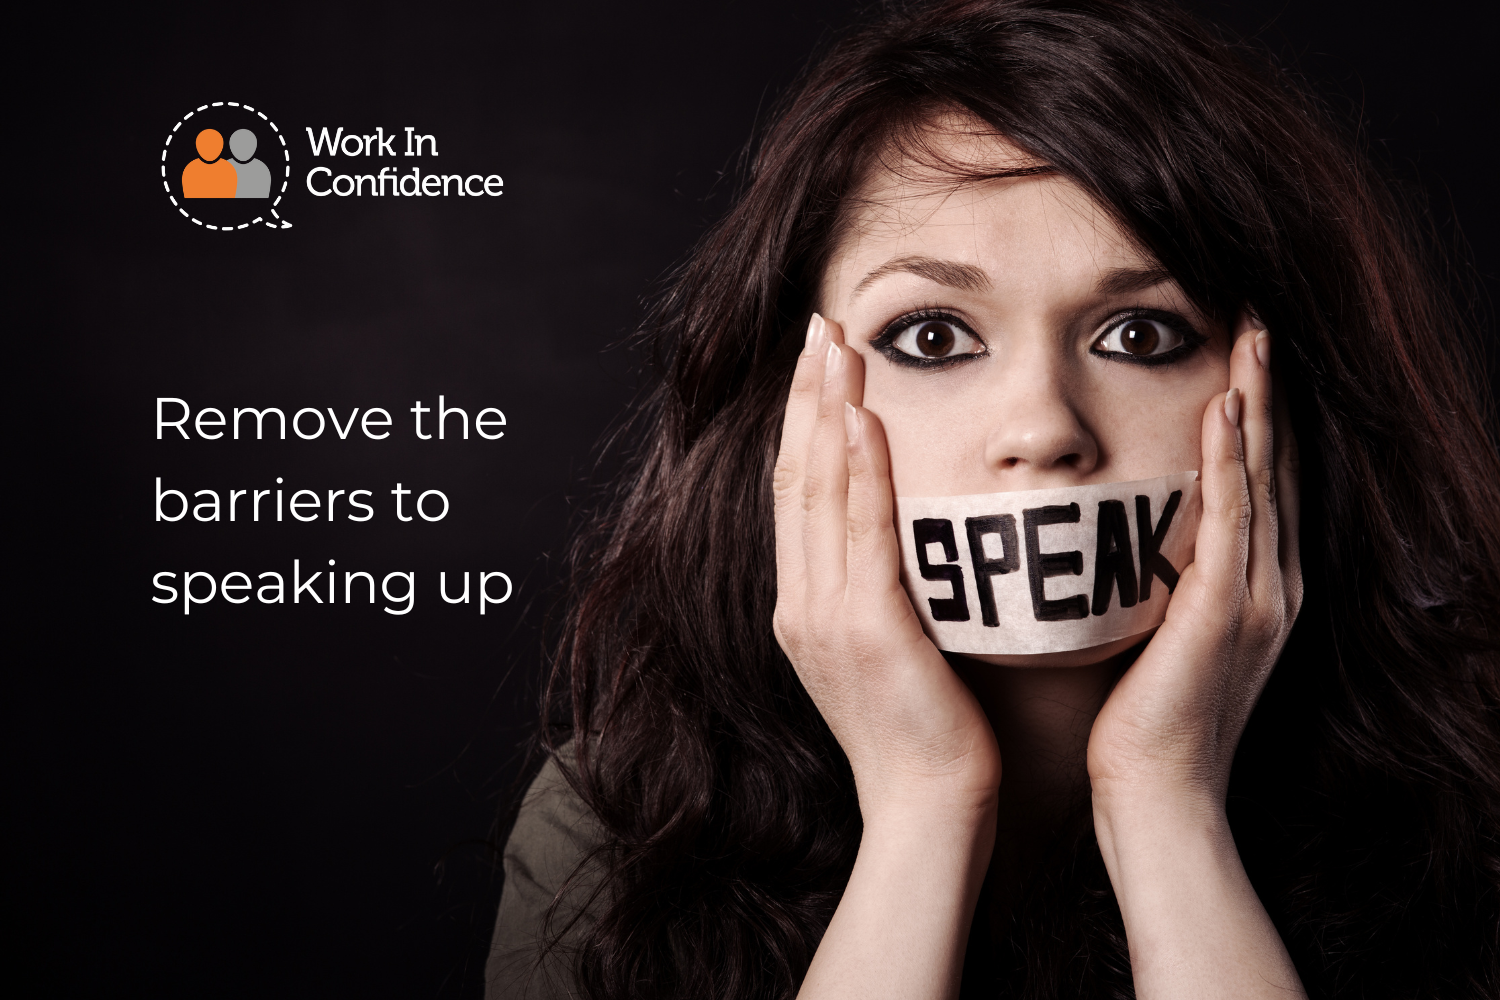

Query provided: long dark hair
[532,1,1500,996]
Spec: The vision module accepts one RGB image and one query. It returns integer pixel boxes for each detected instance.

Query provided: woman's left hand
[1087,312,1307,999]
[1088,310,1301,810]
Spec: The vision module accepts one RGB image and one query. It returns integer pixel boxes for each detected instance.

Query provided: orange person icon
[181,129,238,198]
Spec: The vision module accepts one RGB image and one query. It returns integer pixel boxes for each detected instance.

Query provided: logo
[162,102,292,230]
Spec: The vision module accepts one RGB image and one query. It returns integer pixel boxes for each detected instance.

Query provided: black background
[16,2,1496,996]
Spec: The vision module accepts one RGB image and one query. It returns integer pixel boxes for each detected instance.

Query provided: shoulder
[485,743,607,1000]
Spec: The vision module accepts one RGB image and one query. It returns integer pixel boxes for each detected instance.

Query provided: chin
[955,629,1155,668]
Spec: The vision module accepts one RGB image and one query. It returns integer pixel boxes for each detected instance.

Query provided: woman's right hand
[772,313,1002,824]
[775,315,997,999]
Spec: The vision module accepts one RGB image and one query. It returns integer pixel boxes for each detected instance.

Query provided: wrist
[851,743,1001,826]
[860,783,998,837]
[1091,781,1230,877]
[1090,769,1225,824]
[857,771,1000,832]
[857,794,997,898]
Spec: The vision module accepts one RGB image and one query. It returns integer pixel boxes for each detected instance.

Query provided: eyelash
[870,307,1206,370]
[1090,308,1207,367]
[870,308,987,371]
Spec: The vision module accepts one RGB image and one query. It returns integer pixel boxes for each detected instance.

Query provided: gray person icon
[228,128,272,199]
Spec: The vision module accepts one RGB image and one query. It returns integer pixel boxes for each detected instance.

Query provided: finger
[1273,377,1303,612]
[774,314,831,497]
[1194,385,1251,609]
[774,314,832,577]
[1230,312,1279,599]
[802,327,863,597]
[843,403,907,613]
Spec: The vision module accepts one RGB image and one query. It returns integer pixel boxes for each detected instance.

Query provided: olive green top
[485,749,605,1000]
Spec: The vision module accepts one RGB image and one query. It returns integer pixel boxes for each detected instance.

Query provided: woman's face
[819,133,1232,665]
[821,134,1231,499]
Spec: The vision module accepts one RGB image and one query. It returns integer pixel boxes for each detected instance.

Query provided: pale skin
[772,132,1304,997]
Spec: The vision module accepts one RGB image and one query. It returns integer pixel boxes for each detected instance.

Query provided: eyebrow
[853,254,991,298]
[851,258,1175,301]
[1096,264,1174,295]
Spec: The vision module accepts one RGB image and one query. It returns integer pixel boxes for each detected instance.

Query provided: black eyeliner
[871,308,988,370]
[1089,308,1205,368]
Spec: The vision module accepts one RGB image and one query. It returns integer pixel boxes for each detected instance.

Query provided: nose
[983,352,1098,485]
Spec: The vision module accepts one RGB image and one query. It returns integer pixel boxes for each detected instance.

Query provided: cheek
[1093,389,1204,471]
[860,363,996,496]
[1084,365,1225,475]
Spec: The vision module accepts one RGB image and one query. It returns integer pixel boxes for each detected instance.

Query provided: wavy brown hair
[526,1,1500,996]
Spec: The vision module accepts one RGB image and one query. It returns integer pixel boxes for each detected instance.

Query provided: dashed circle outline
[162,102,293,230]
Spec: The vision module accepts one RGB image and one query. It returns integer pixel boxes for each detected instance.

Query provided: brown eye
[1094,316,1184,360]
[916,321,957,356]
[888,317,982,362]
[1120,319,1159,355]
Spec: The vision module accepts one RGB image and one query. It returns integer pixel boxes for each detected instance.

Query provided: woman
[488,1,1500,996]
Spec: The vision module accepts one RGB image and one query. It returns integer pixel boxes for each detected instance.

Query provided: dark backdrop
[14,2,1496,997]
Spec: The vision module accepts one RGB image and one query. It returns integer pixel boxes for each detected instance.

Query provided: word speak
[895,473,1202,657]
[913,492,1182,625]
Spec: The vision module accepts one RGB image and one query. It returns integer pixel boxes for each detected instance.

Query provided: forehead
[824,131,1148,304]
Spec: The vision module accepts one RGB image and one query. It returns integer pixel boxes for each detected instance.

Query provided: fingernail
[1224,387,1241,427]
[802,313,826,357]
[1255,330,1271,370]
[843,402,860,446]
[824,340,843,379]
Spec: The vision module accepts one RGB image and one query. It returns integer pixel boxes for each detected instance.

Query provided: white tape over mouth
[894,472,1201,656]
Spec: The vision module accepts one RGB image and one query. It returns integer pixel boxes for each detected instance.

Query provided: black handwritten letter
[1091,499,1139,615]
[913,518,970,622]
[1136,490,1182,600]
[966,514,1019,627]
[1022,504,1089,622]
